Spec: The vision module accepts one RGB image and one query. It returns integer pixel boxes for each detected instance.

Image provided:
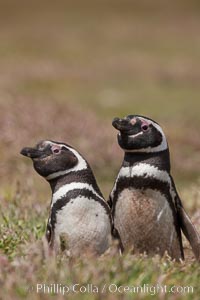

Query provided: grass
[0,1,200,299]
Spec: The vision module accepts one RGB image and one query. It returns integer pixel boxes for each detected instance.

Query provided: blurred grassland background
[0,1,200,299]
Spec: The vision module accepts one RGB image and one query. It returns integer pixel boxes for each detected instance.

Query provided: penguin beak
[112,117,132,131]
[20,147,44,159]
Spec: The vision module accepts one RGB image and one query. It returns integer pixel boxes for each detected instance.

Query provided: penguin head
[20,140,87,180]
[112,115,168,153]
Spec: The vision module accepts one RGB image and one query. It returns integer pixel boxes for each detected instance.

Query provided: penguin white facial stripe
[119,131,144,139]
[52,182,104,207]
[129,131,144,138]
[45,141,88,180]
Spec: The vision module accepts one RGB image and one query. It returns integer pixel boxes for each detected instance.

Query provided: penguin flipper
[170,176,200,261]
[176,201,200,261]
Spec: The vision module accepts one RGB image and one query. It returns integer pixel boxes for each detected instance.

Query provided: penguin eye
[53,149,60,154]
[141,124,149,131]
[51,146,61,154]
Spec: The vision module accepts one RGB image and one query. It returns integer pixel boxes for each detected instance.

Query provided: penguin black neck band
[123,149,171,173]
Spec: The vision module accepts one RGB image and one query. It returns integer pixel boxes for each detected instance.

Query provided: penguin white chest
[114,188,177,252]
[54,196,111,255]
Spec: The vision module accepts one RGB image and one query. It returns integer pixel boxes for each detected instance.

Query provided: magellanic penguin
[21,140,111,256]
[109,115,200,261]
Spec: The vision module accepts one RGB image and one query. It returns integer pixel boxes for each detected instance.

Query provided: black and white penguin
[109,115,200,261]
[21,140,111,256]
